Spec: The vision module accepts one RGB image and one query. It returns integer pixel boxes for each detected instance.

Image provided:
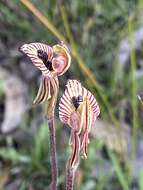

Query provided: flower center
[72,95,83,110]
[37,50,53,71]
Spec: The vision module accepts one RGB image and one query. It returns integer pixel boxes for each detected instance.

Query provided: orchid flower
[19,41,71,107]
[59,80,100,168]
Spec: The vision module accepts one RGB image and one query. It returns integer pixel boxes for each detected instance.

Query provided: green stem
[128,15,138,157]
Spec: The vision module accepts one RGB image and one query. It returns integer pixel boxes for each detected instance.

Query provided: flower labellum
[19,42,71,105]
[59,80,100,168]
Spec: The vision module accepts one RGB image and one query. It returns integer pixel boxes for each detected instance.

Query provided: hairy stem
[47,117,58,190]
[47,78,59,190]
[66,167,76,190]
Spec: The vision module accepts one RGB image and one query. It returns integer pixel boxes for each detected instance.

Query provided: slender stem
[128,16,138,158]
[47,117,58,190]
[46,78,59,190]
[66,167,76,190]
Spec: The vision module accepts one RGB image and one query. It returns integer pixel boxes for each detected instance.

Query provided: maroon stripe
[65,89,72,100]
[59,106,70,114]
[39,43,43,50]
[59,113,69,118]
[61,98,71,109]
[70,133,77,167]
[62,94,70,102]
[31,43,39,50]
[60,100,71,112]
[85,100,88,131]
[35,43,41,50]
[38,77,47,103]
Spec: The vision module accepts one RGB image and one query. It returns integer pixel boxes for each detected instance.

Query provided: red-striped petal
[33,75,59,104]
[19,43,53,78]
[59,79,100,163]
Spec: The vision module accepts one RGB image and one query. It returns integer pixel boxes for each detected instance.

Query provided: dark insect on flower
[72,95,83,110]
[19,42,71,104]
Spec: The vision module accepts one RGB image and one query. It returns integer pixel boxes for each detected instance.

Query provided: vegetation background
[0,0,143,189]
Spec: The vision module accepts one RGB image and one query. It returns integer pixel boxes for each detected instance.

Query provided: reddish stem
[66,167,76,190]
[46,77,59,190]
[48,117,58,190]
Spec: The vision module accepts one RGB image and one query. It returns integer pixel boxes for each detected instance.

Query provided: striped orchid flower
[59,80,100,168]
[19,42,71,104]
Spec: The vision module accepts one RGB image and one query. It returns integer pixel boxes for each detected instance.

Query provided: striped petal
[87,90,100,118]
[33,76,59,104]
[19,42,53,77]
[59,80,83,125]
[19,42,71,78]
[59,79,100,163]
[59,80,100,127]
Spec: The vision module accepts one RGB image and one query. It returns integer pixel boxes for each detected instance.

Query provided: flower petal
[33,76,51,104]
[59,79,100,163]
[52,55,67,75]
[69,131,80,168]
[19,42,53,77]
[69,112,81,132]
[52,43,71,76]
[80,132,89,158]
[87,90,100,118]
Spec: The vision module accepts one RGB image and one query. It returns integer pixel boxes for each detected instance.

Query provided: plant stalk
[46,78,59,190]
[66,167,76,190]
[47,116,58,190]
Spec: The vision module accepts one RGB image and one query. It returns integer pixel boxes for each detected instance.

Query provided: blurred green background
[0,0,143,189]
